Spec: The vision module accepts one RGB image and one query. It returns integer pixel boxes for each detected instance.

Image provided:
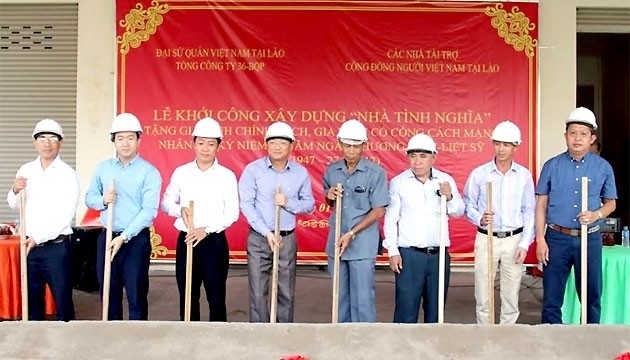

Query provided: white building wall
[75,0,116,220]
[538,0,577,168]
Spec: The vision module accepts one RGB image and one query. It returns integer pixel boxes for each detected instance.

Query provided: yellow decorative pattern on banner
[484,4,537,58]
[298,219,330,229]
[149,226,169,259]
[117,1,170,55]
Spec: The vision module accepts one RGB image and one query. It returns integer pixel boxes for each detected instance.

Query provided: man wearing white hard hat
[85,112,162,320]
[7,119,80,321]
[463,120,535,324]
[383,133,464,323]
[536,107,617,324]
[324,119,388,322]
[239,121,314,323]
[162,118,239,321]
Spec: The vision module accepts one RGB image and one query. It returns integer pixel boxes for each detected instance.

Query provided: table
[562,245,630,324]
[0,236,55,320]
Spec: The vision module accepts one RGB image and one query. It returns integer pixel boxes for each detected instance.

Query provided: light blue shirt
[239,157,315,236]
[463,160,536,249]
[536,151,617,229]
[85,155,162,239]
[323,158,389,260]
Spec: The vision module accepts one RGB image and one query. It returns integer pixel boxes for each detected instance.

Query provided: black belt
[477,227,523,239]
[36,234,70,247]
[408,246,443,254]
[251,227,294,237]
[107,228,150,238]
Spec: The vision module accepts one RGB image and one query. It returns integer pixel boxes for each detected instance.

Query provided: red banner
[116,1,538,264]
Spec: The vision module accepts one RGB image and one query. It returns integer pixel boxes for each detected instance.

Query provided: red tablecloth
[0,236,55,320]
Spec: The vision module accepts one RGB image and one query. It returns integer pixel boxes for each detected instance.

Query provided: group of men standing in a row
[8,106,616,324]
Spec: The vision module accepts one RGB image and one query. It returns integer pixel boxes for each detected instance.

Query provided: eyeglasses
[267,140,291,147]
[36,136,60,143]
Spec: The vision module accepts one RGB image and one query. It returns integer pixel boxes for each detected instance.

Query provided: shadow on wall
[577,33,630,228]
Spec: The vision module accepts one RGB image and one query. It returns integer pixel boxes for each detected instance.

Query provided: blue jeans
[97,228,151,320]
[328,257,376,322]
[393,247,450,323]
[541,228,602,324]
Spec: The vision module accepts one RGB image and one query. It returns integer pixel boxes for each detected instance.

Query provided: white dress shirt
[162,159,239,233]
[463,160,536,250]
[383,168,464,257]
[6,156,80,244]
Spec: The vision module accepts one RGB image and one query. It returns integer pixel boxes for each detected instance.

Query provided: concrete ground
[71,265,545,324]
[2,321,629,360]
[4,269,630,360]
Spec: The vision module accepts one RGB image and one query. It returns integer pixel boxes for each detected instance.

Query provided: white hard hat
[566,107,597,130]
[110,113,143,134]
[406,133,437,154]
[491,120,522,145]
[337,119,367,145]
[265,121,294,142]
[32,118,64,139]
[192,117,222,139]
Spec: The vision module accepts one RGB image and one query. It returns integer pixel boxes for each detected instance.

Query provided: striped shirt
[463,160,535,249]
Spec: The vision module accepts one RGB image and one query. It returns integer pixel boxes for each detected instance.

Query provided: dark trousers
[97,228,151,320]
[176,231,229,321]
[541,228,602,324]
[27,239,75,321]
[393,247,450,323]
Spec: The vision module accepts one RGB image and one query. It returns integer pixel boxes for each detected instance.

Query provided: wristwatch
[349,229,356,240]
[597,211,603,220]
[121,234,129,244]
[205,226,212,236]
